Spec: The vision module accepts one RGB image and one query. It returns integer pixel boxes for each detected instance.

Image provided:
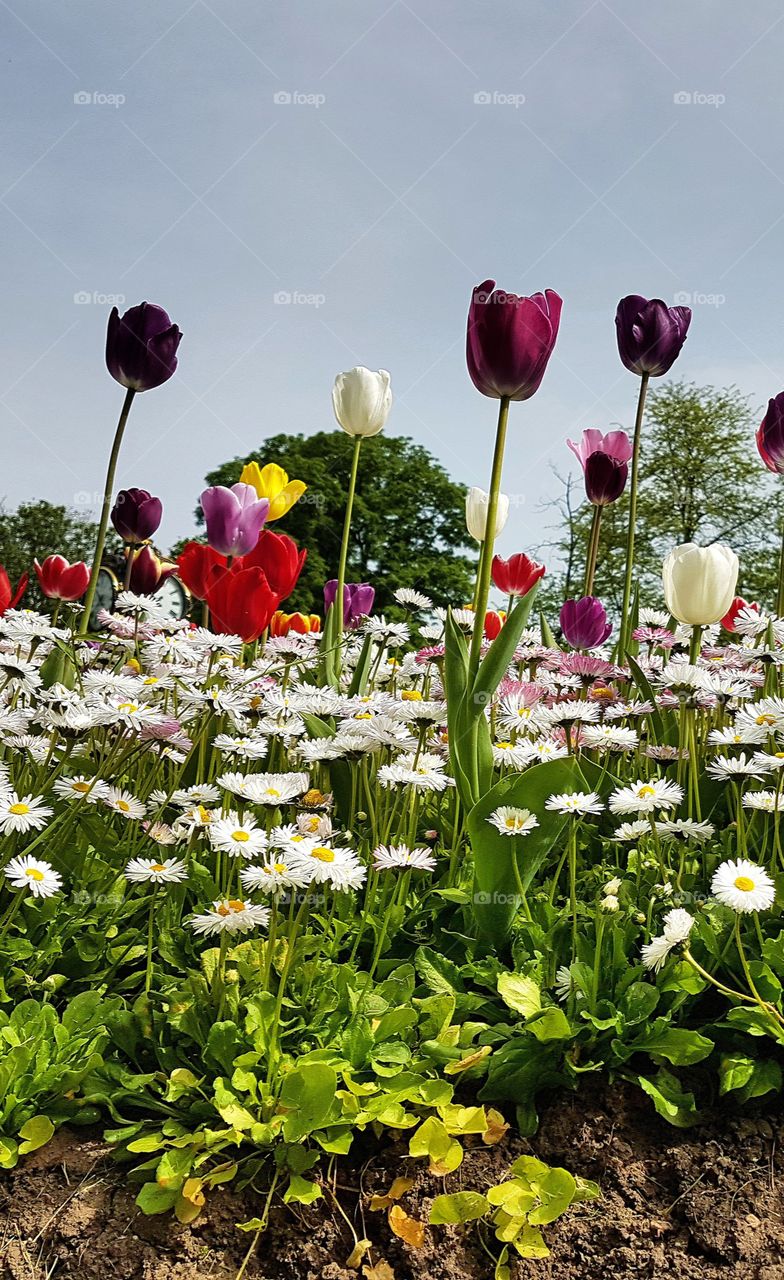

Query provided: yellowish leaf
[369,1175,416,1211]
[482,1108,510,1146]
[363,1262,395,1280]
[444,1045,492,1075]
[388,1204,426,1248]
[345,1238,372,1267]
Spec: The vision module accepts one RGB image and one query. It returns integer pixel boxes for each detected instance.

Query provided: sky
[1,0,784,564]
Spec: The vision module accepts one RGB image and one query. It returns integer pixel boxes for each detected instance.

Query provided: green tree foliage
[543,381,781,614]
[0,500,120,610]
[200,433,475,615]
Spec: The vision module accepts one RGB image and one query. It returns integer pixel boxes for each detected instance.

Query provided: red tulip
[492,553,546,598]
[34,555,90,602]
[0,566,28,615]
[721,596,759,633]
[206,565,278,642]
[176,542,226,602]
[239,528,306,601]
[484,610,505,640]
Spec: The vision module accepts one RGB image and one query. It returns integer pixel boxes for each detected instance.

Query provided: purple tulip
[127,545,177,595]
[615,295,691,378]
[466,280,562,401]
[106,302,182,392]
[757,393,784,474]
[560,596,612,650]
[200,483,270,558]
[567,429,632,506]
[111,488,163,543]
[324,579,375,627]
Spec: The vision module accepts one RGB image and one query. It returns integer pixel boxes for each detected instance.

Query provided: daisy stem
[683,947,755,1003]
[0,891,25,945]
[591,910,605,1010]
[213,930,230,1018]
[80,387,136,635]
[144,887,158,994]
[568,822,578,959]
[618,372,649,660]
[734,917,784,1031]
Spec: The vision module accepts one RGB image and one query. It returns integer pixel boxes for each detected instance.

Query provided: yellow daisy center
[401,689,422,701]
[264,788,280,798]
[734,875,755,892]
[273,862,287,874]
[217,898,246,916]
[496,741,513,750]
[311,846,335,863]
[118,702,139,713]
[72,781,91,793]
[117,799,130,812]
[9,803,30,815]
[25,867,44,881]
[231,830,250,843]
[756,714,776,726]
[151,863,167,873]
[637,785,656,798]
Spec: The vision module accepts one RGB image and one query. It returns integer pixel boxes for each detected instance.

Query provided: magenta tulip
[200,483,270,558]
[466,280,562,400]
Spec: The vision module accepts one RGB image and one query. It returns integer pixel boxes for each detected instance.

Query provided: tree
[199,433,475,615]
[542,381,781,614]
[0,500,121,611]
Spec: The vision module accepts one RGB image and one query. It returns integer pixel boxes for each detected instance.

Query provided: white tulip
[332,367,392,438]
[662,542,739,625]
[465,487,510,542]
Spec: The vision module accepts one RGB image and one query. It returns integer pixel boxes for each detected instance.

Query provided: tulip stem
[618,372,649,659]
[777,500,784,618]
[583,504,602,597]
[80,387,136,634]
[334,434,363,668]
[468,395,510,681]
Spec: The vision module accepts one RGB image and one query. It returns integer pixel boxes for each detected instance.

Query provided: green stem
[334,434,363,669]
[583,503,603,597]
[80,387,136,634]
[777,496,784,618]
[618,372,650,659]
[468,395,510,682]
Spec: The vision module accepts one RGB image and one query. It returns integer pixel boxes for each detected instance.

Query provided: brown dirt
[1,1081,782,1279]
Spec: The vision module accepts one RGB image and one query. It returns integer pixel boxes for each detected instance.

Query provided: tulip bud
[662,543,739,626]
[466,281,562,400]
[111,488,163,543]
[332,367,392,437]
[484,610,505,640]
[323,580,374,627]
[559,596,612,650]
[200,483,270,558]
[567,429,632,506]
[756,393,784,474]
[0,565,27,615]
[127,546,177,595]
[105,302,182,392]
[615,295,691,377]
[34,555,90,602]
[491,552,545,598]
[466,487,510,542]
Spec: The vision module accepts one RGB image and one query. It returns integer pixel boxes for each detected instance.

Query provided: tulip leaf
[539,610,557,649]
[347,633,374,697]
[625,655,666,743]
[467,758,589,940]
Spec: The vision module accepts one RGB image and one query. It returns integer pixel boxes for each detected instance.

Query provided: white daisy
[240,859,312,894]
[52,775,110,804]
[487,806,540,837]
[711,859,776,913]
[104,788,147,820]
[124,857,188,884]
[544,791,604,817]
[707,753,767,781]
[608,778,684,815]
[394,587,432,610]
[372,844,437,871]
[209,814,268,859]
[655,818,715,842]
[189,899,271,936]
[0,792,52,834]
[4,855,62,898]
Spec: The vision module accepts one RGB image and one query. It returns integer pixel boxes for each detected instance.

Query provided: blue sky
[1,0,783,562]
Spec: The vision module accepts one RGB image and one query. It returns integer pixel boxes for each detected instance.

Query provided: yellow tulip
[239,461,306,521]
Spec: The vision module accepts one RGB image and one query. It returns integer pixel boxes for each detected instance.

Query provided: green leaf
[526,1007,572,1043]
[135,1182,178,1215]
[279,1063,337,1142]
[472,586,539,710]
[527,1166,577,1225]
[636,1068,699,1128]
[17,1115,55,1155]
[496,973,541,1019]
[283,1174,322,1205]
[430,1191,489,1224]
[347,633,374,697]
[618,1021,713,1065]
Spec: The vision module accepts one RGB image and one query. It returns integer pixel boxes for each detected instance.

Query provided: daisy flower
[240,860,312,894]
[580,724,639,752]
[0,792,53,834]
[104,787,147,820]
[706,753,767,781]
[742,790,784,812]
[288,843,366,891]
[545,791,603,817]
[189,899,271,936]
[487,806,539,837]
[608,778,684,816]
[52,775,110,804]
[372,844,437,871]
[394,587,432,610]
[491,741,533,770]
[711,859,776,913]
[4,855,62,898]
[641,908,694,972]
[124,857,188,884]
[209,813,268,859]
[654,818,715,842]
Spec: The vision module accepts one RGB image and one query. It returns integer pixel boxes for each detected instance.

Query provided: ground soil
[1,1080,782,1279]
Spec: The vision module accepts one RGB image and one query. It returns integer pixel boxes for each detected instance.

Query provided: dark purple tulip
[560,596,612,650]
[584,452,628,506]
[127,545,177,595]
[106,302,182,392]
[111,487,163,543]
[466,280,562,401]
[324,580,375,627]
[615,295,691,378]
[757,393,784,474]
